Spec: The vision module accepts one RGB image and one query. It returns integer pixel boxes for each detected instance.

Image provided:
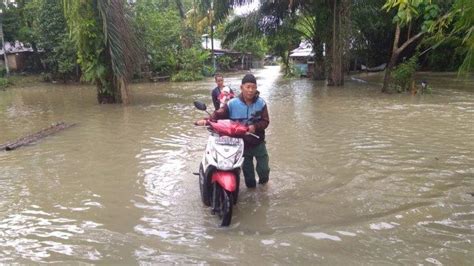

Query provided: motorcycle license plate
[215,136,239,145]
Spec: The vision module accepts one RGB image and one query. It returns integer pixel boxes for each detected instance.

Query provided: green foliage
[64,0,140,103]
[352,0,395,66]
[427,0,473,74]
[135,1,194,75]
[221,11,271,60]
[216,55,233,70]
[284,63,304,78]
[230,36,267,60]
[0,2,22,42]
[0,67,6,78]
[172,47,209,81]
[171,70,203,81]
[424,36,465,71]
[391,55,418,92]
[0,77,9,88]
[64,0,108,86]
[266,19,302,74]
[202,65,216,77]
[36,0,77,80]
[178,47,209,71]
[452,0,474,73]
[18,0,41,45]
[383,0,440,30]
[0,0,41,47]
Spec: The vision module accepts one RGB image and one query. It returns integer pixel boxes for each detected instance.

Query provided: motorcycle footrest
[192,172,199,175]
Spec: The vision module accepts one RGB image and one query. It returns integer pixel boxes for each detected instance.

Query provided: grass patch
[6,74,43,86]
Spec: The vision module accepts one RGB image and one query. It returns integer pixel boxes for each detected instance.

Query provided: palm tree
[64,0,141,104]
[223,0,339,82]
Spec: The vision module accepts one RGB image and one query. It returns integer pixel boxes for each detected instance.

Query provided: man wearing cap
[196,73,270,187]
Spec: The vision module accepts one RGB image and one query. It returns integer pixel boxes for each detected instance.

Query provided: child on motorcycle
[218,86,234,108]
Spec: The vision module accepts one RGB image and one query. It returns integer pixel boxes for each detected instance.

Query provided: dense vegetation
[0,0,472,100]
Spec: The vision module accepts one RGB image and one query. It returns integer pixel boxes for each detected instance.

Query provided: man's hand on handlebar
[248,125,256,134]
[195,119,207,126]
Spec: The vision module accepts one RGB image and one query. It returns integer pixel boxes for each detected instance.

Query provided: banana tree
[64,0,141,104]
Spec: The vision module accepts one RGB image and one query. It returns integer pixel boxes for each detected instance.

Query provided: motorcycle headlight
[217,159,233,170]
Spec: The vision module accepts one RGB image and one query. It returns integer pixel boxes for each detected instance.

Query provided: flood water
[0,67,473,264]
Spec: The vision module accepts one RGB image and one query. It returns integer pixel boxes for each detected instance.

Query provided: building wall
[7,54,19,71]
[0,53,28,71]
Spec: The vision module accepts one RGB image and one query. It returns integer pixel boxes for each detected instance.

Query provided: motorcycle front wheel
[217,185,233,227]
[199,163,211,206]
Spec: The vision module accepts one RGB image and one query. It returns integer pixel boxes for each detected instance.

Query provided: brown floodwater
[0,67,473,264]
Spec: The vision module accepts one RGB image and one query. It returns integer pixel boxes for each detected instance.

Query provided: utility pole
[210,1,215,71]
[0,10,9,76]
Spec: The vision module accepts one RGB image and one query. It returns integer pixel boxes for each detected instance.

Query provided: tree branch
[396,31,424,54]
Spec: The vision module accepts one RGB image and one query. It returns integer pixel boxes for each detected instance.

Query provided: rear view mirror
[194,101,207,111]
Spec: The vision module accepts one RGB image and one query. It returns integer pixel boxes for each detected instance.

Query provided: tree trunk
[175,0,185,19]
[327,0,343,86]
[381,23,424,92]
[382,23,401,93]
[119,77,130,104]
[312,39,325,80]
[382,51,399,93]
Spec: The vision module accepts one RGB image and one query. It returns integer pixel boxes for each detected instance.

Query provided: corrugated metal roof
[289,40,314,58]
[0,41,34,56]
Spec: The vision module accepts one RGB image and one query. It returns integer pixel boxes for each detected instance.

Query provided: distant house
[289,41,315,77]
[201,35,253,70]
[0,41,36,72]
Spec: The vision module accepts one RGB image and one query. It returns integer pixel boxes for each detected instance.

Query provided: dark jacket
[211,92,269,149]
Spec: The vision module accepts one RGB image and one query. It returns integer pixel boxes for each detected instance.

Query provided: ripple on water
[302,232,342,241]
[0,207,103,262]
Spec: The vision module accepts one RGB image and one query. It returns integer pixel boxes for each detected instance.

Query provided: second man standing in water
[211,73,234,111]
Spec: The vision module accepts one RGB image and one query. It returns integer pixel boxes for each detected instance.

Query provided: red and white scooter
[193,101,256,226]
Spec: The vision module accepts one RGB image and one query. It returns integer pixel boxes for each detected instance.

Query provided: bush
[0,77,9,88]
[0,67,6,78]
[202,65,215,77]
[217,55,233,71]
[423,37,465,71]
[284,63,304,78]
[171,47,209,81]
[171,70,203,82]
[391,55,418,92]
[149,48,178,75]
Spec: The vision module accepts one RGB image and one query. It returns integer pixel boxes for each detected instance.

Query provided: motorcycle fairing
[208,120,248,137]
[211,171,237,192]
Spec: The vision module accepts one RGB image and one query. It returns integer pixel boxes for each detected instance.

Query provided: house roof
[201,35,251,56]
[290,40,314,58]
[0,41,34,55]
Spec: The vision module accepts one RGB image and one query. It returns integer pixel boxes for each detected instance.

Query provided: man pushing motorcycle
[196,73,270,188]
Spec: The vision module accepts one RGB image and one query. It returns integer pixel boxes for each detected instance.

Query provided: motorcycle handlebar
[194,121,259,139]
[246,132,260,139]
